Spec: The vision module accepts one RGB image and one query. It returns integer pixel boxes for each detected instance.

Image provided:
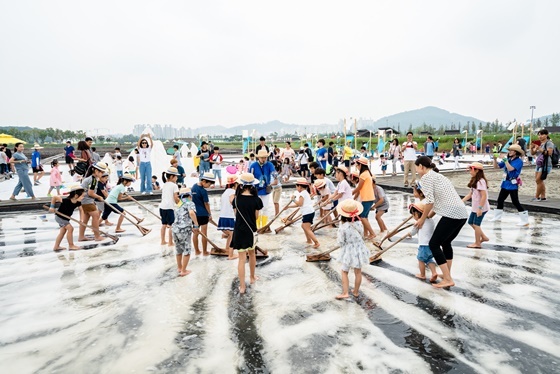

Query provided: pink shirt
[471,179,490,212]
[50,167,62,187]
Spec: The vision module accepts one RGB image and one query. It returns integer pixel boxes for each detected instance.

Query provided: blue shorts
[417,245,436,264]
[381,165,387,171]
[160,208,175,226]
[360,201,374,218]
[302,212,315,224]
[213,169,222,179]
[468,211,487,226]
[536,165,552,174]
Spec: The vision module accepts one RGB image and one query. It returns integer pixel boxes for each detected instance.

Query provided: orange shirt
[359,171,375,202]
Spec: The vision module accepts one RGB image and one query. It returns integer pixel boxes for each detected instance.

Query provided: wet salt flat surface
[1,192,559,373]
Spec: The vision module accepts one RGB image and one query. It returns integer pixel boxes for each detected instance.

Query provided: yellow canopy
[0,134,26,144]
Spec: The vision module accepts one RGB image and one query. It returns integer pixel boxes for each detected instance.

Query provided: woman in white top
[218,176,238,260]
[388,139,402,176]
[137,134,153,195]
[414,156,468,289]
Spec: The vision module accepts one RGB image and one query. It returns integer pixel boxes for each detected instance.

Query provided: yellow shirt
[359,171,375,202]
[343,146,353,161]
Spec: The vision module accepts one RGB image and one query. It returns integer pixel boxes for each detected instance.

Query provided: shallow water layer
[0,192,559,373]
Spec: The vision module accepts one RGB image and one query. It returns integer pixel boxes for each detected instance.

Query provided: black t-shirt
[58,199,82,218]
[232,195,263,232]
[256,144,269,154]
[327,146,334,162]
[197,148,212,161]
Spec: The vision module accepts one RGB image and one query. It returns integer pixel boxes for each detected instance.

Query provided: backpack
[552,145,559,166]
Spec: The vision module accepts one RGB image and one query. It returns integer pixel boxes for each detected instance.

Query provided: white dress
[337,221,370,269]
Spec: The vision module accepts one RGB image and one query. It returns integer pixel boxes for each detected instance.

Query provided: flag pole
[354,118,358,150]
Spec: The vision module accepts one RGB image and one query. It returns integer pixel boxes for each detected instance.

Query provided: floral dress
[337,221,370,270]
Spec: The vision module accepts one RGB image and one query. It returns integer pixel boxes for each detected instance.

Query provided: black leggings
[429,217,467,265]
[496,188,524,211]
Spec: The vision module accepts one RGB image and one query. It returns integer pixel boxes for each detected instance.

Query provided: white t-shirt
[211,153,223,170]
[416,217,435,246]
[220,188,235,219]
[159,182,179,210]
[295,189,314,215]
[403,141,418,161]
[139,147,151,163]
[335,179,353,202]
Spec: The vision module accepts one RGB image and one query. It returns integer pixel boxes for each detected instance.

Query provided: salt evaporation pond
[0,192,559,373]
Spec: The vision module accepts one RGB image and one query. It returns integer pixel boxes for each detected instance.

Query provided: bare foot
[335,293,349,299]
[312,242,320,249]
[53,247,66,252]
[94,236,104,242]
[161,241,168,245]
[195,250,202,256]
[178,270,192,277]
[202,251,209,256]
[306,240,313,245]
[415,274,426,280]
[433,279,455,288]
[481,236,489,243]
[78,237,93,242]
[115,229,126,233]
[177,268,181,273]
[467,243,481,248]
[239,286,246,294]
[168,243,175,247]
[429,274,438,283]
[352,292,360,297]
[68,245,80,250]
[105,221,114,226]
[228,255,239,260]
[250,276,259,284]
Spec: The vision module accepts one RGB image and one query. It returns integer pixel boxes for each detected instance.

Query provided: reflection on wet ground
[0,192,559,373]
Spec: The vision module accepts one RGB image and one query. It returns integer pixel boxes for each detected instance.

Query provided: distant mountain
[373,106,486,129]
[200,120,340,137]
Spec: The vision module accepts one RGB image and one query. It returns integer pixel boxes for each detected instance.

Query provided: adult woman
[76,140,93,167]
[388,138,401,176]
[137,134,153,194]
[196,142,211,176]
[452,138,461,170]
[414,156,468,288]
[530,129,554,201]
[351,157,376,239]
[490,144,529,226]
[9,143,36,200]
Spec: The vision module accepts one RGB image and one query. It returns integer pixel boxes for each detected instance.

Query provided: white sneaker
[142,192,147,195]
[149,192,153,195]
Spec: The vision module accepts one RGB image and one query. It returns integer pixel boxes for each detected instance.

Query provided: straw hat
[468,162,484,170]
[92,162,108,171]
[355,157,369,166]
[165,166,180,176]
[409,201,425,214]
[70,185,85,193]
[508,144,525,156]
[237,172,258,185]
[294,177,310,186]
[179,187,191,196]
[122,173,135,181]
[336,199,363,218]
[257,149,269,158]
[313,179,326,189]
[226,174,238,185]
[201,172,216,182]
[335,165,349,175]
[101,172,109,177]
[33,144,44,150]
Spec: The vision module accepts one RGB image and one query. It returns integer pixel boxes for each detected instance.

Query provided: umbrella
[0,134,26,144]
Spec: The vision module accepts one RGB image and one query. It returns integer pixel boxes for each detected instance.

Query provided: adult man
[250,149,275,229]
[315,139,328,170]
[91,147,101,163]
[343,141,353,168]
[327,141,335,166]
[64,141,75,171]
[424,136,435,160]
[401,131,418,187]
[280,141,296,162]
[255,136,269,154]
[173,145,182,167]
[31,144,44,185]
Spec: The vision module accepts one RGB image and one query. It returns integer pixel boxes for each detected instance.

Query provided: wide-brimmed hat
[356,157,369,166]
[508,144,525,156]
[468,162,484,170]
[336,199,363,218]
[33,144,44,150]
[409,202,425,214]
[101,172,109,177]
[122,173,135,181]
[256,150,268,158]
[313,179,326,189]
[237,172,258,185]
[70,185,85,193]
[179,187,191,197]
[92,162,108,171]
[226,174,238,185]
[295,177,310,186]
[165,167,180,176]
[335,165,349,175]
[201,172,216,182]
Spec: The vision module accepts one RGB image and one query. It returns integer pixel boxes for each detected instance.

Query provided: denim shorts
[417,245,436,264]
[468,211,487,226]
[536,165,552,174]
[212,169,222,179]
[360,201,374,218]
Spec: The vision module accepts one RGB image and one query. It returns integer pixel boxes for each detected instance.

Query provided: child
[114,155,123,178]
[371,178,389,233]
[126,155,136,178]
[231,173,264,294]
[159,167,180,245]
[313,179,332,224]
[191,172,215,255]
[173,188,199,276]
[308,161,319,185]
[335,199,370,299]
[102,173,134,233]
[332,151,340,168]
[210,146,224,188]
[218,175,238,259]
[151,175,161,190]
[380,154,387,176]
[237,159,246,174]
[288,178,320,248]
[280,157,292,182]
[48,159,62,197]
[462,162,490,248]
[408,202,438,283]
[170,159,186,187]
[96,172,111,226]
[49,186,86,251]
[270,161,283,216]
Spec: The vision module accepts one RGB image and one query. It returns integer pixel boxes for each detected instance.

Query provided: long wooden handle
[198,230,224,251]
[257,196,294,233]
[104,201,149,235]
[378,215,413,246]
[128,196,162,220]
[370,234,410,261]
[43,205,119,242]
